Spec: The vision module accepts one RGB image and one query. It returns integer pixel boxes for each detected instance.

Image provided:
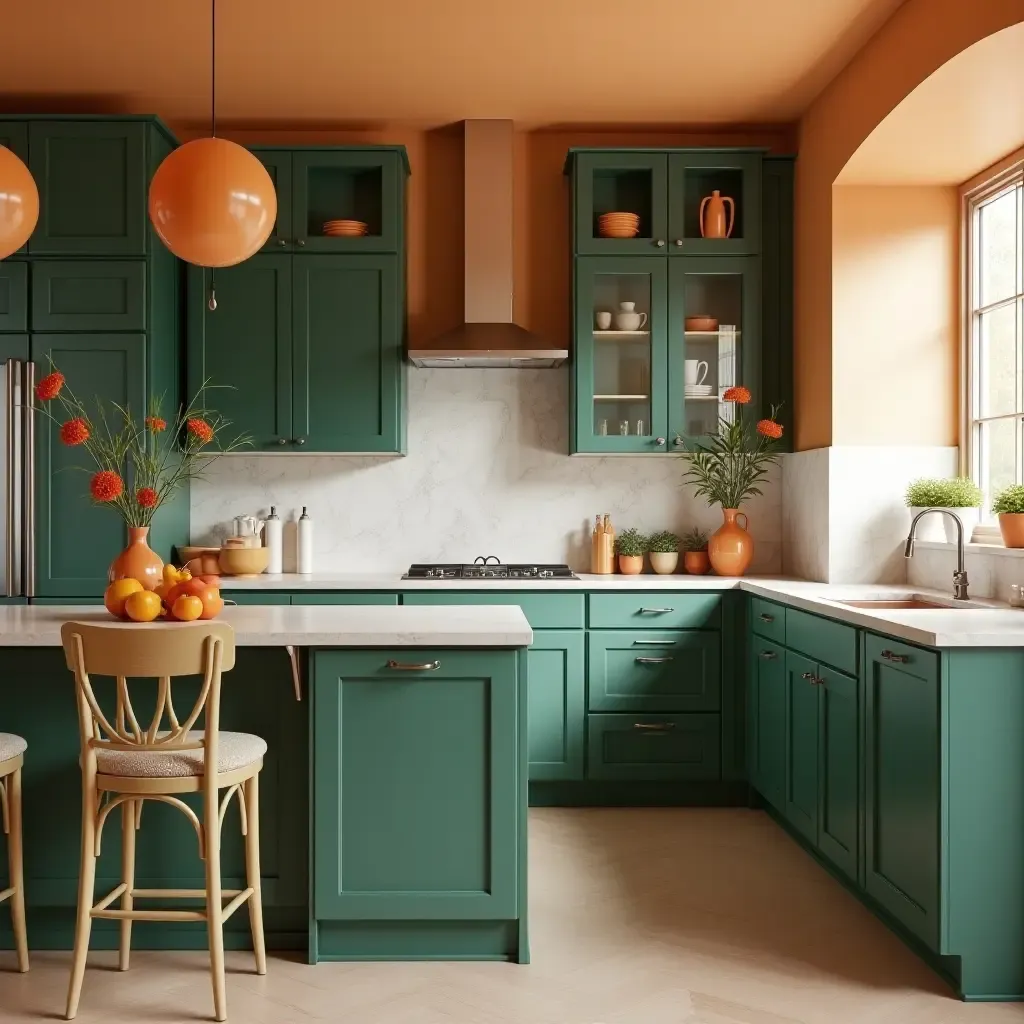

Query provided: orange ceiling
[839,21,1024,184]
[0,0,908,128]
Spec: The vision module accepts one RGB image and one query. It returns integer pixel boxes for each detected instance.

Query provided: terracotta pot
[683,550,710,575]
[649,551,678,575]
[108,526,164,591]
[699,190,735,239]
[708,508,753,576]
[618,554,644,575]
[999,513,1024,548]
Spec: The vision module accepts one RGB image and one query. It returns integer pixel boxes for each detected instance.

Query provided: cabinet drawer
[0,262,28,331]
[587,713,720,780]
[785,607,857,676]
[750,596,784,642]
[587,592,721,630]
[402,591,584,630]
[292,593,398,606]
[864,632,939,684]
[31,261,145,331]
[225,593,291,606]
[588,630,720,712]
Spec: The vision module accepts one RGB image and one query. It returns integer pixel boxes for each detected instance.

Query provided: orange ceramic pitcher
[699,190,735,239]
[707,508,753,576]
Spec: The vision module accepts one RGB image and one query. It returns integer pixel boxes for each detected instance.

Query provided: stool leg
[66,780,98,1020]
[119,799,136,971]
[243,773,266,975]
[204,785,227,1022]
[8,767,28,973]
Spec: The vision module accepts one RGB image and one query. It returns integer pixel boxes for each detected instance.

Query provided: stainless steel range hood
[408,120,568,369]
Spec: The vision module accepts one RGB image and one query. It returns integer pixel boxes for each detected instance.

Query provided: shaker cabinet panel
[31,261,146,332]
[0,262,29,332]
[783,650,819,842]
[817,665,859,882]
[252,149,294,251]
[527,631,585,781]
[749,640,786,812]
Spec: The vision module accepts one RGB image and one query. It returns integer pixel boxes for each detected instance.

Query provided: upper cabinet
[252,147,407,253]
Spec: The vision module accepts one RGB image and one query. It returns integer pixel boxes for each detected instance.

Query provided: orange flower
[90,470,123,503]
[136,487,158,509]
[186,417,214,445]
[145,415,167,433]
[35,371,65,401]
[59,418,90,446]
[757,419,784,440]
[722,386,751,404]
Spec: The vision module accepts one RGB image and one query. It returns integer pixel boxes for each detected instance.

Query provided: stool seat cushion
[96,731,267,778]
[0,732,27,764]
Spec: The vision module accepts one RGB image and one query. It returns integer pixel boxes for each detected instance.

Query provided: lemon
[104,578,144,619]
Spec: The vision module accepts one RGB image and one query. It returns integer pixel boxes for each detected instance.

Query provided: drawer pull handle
[386,660,441,672]
[639,607,674,614]
[759,613,774,623]
[635,656,674,664]
[881,650,909,664]
[632,639,676,646]
[758,650,777,660]
[633,722,675,731]
[801,671,815,681]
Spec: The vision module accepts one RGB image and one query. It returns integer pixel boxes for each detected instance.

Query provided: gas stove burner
[403,560,578,581]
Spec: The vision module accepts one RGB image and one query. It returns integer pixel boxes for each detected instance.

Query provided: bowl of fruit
[104,564,224,623]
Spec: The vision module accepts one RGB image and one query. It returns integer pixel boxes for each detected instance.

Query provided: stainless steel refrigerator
[1,347,33,600]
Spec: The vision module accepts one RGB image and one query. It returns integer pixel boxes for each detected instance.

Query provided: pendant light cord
[210,0,217,138]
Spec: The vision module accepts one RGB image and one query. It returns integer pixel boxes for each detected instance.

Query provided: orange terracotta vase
[708,508,753,576]
[108,526,164,591]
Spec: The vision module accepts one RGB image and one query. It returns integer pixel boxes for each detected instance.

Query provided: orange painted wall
[195,123,793,350]
[831,186,959,445]
[795,0,1024,450]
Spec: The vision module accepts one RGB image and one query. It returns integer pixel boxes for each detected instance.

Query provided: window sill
[914,539,1024,559]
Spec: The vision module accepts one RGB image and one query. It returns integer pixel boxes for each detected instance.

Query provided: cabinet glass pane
[681,273,744,437]
[593,275,653,437]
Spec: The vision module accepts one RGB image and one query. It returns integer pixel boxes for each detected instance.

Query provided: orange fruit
[195,585,223,620]
[124,589,162,623]
[104,578,144,619]
[171,594,204,622]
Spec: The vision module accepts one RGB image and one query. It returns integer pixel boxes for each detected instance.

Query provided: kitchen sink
[837,598,971,610]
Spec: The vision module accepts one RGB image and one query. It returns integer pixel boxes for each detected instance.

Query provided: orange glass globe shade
[148,137,277,267]
[0,146,39,259]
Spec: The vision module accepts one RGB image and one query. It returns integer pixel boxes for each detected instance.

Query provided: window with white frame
[967,169,1024,518]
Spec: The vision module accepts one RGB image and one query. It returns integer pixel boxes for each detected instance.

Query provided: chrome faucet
[904,507,970,601]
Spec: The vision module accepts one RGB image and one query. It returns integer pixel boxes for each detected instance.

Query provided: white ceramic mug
[595,311,612,330]
[685,359,709,386]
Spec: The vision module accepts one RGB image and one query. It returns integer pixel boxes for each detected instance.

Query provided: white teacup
[685,359,709,386]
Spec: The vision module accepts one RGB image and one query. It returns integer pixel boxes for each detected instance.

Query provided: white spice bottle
[264,506,283,574]
[296,506,313,574]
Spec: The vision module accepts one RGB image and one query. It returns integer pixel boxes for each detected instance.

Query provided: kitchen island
[0,605,533,964]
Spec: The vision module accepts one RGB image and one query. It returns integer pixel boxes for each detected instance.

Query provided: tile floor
[3,808,1024,1023]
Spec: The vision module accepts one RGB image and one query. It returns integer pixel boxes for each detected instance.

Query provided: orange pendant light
[148,0,276,267]
[0,146,39,259]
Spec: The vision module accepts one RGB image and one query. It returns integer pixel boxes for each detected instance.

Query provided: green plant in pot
[615,528,647,575]
[682,528,710,575]
[992,485,1024,548]
[904,477,982,544]
[648,531,679,575]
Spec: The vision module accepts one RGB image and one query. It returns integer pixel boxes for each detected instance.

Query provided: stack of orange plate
[597,211,641,238]
[323,219,368,237]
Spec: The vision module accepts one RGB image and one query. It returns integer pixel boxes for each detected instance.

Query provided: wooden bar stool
[0,732,28,972]
[60,620,267,1022]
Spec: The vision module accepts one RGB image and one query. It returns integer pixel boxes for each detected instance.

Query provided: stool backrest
[60,621,236,764]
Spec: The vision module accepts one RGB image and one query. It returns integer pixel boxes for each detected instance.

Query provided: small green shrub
[993,484,1024,515]
[682,527,709,552]
[648,531,679,553]
[615,528,647,557]
[905,477,982,509]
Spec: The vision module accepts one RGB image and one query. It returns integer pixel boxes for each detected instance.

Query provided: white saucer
[685,385,713,395]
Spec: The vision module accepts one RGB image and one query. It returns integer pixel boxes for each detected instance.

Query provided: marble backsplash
[191,368,783,573]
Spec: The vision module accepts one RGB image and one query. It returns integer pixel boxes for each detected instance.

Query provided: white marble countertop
[0,604,533,648]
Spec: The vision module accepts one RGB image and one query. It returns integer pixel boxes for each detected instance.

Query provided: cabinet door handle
[297,239,306,246]
[801,671,816,681]
[277,438,288,445]
[277,238,287,247]
[759,613,774,623]
[634,722,675,731]
[636,656,674,664]
[655,437,666,446]
[674,239,683,246]
[881,649,909,663]
[294,437,307,445]
[633,639,676,646]
[673,436,685,448]
[758,650,777,660]
[386,659,441,671]
[639,607,674,614]
[812,676,825,686]
[655,239,666,247]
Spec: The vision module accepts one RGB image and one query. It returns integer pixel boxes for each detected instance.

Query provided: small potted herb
[615,528,647,575]
[905,477,982,543]
[648,531,679,574]
[682,528,710,575]
[993,485,1024,548]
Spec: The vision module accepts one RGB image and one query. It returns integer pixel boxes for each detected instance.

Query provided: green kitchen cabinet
[587,712,721,781]
[27,121,147,255]
[0,262,28,332]
[526,631,585,781]
[226,593,292,606]
[863,634,940,949]
[761,157,794,446]
[31,334,145,597]
[0,123,28,256]
[749,640,786,812]
[816,663,859,882]
[291,593,398,605]
[587,629,720,713]
[312,649,520,922]
[783,650,818,842]
[254,149,294,251]
[667,255,761,441]
[30,261,146,332]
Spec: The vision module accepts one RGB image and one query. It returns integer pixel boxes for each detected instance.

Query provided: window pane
[978,303,1019,417]
[979,416,1019,512]
[979,187,1020,307]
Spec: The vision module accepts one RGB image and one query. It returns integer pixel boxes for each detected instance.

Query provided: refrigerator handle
[24,361,35,599]
[4,360,15,598]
